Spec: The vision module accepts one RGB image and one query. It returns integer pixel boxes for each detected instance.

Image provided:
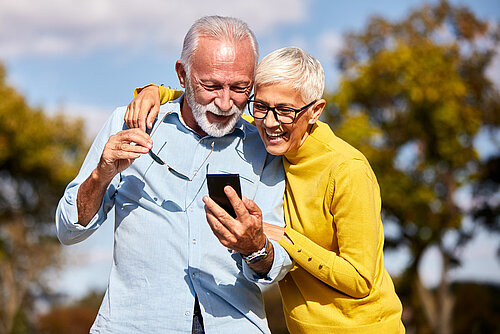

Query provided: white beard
[185,79,244,137]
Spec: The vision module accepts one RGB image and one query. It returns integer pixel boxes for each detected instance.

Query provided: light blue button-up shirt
[55,97,292,333]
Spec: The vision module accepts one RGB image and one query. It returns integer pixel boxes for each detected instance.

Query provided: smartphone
[206,174,242,218]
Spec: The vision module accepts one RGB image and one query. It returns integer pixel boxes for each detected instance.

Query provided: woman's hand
[263,223,293,244]
[125,85,161,131]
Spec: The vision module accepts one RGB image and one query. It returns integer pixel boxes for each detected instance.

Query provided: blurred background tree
[1,1,499,333]
[0,64,87,333]
[324,0,499,333]
[36,290,102,334]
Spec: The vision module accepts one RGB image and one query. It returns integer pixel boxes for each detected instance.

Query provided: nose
[263,108,280,128]
[215,88,234,112]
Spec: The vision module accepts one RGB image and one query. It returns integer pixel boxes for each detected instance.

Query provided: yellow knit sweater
[153,85,404,333]
[278,121,404,333]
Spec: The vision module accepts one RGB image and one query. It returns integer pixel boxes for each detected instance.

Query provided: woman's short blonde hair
[255,47,324,102]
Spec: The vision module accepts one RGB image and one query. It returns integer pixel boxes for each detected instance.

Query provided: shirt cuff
[242,239,293,284]
[55,184,108,245]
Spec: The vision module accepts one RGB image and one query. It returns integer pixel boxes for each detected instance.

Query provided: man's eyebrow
[232,80,252,86]
[199,80,220,86]
[199,79,251,86]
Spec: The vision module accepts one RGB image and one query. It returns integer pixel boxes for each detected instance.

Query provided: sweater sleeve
[279,159,380,298]
[133,84,184,104]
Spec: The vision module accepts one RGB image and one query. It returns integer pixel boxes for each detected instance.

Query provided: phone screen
[206,174,242,218]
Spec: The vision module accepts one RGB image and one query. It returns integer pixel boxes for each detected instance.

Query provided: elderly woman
[128,47,404,333]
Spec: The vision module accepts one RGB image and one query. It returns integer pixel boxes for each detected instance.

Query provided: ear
[308,99,326,124]
[175,60,187,88]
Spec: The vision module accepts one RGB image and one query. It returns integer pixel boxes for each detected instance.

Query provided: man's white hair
[255,47,325,102]
[180,15,259,76]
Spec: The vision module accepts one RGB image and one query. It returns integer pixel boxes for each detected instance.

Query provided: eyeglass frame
[247,94,317,124]
[147,111,214,181]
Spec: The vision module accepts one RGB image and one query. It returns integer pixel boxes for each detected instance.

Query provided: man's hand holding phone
[203,176,274,276]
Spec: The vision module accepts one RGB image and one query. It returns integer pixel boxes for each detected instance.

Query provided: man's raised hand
[97,129,152,182]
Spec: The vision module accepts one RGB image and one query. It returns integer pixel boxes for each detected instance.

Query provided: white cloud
[0,0,309,59]
[46,103,113,139]
[317,29,344,61]
[316,30,344,90]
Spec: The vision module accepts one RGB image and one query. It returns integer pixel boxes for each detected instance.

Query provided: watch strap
[242,237,269,264]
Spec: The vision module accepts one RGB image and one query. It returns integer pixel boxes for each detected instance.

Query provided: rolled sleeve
[55,107,125,246]
[55,178,117,245]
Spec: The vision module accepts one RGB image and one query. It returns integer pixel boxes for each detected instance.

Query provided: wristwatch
[242,238,270,264]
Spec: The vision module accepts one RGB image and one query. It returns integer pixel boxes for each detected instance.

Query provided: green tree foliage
[0,63,88,333]
[324,1,500,333]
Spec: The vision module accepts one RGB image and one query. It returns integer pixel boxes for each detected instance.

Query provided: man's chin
[201,114,240,137]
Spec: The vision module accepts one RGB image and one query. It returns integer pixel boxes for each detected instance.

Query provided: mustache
[204,102,241,116]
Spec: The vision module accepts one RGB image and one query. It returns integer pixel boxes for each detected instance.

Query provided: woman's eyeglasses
[247,94,317,124]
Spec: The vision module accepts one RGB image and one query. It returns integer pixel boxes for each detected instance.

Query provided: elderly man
[55,16,291,334]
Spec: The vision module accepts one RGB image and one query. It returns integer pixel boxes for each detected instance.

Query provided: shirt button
[192,239,197,244]
[319,264,323,269]
[297,248,302,252]
[308,257,312,261]
[185,311,191,316]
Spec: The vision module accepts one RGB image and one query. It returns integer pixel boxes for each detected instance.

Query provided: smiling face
[176,36,255,137]
[253,84,325,156]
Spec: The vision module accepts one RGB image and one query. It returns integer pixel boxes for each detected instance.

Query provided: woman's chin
[264,139,288,156]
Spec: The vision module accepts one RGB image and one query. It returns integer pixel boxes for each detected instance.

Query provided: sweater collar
[284,122,321,165]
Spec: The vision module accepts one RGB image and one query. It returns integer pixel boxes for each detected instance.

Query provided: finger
[131,100,140,129]
[112,142,150,154]
[103,147,142,161]
[117,129,153,149]
[147,103,160,129]
[125,105,132,129]
[114,151,142,160]
[137,101,151,132]
[224,186,249,219]
[203,195,237,231]
[105,134,149,154]
[204,203,236,247]
[125,101,134,129]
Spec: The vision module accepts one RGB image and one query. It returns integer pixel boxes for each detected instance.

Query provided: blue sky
[1,0,499,300]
